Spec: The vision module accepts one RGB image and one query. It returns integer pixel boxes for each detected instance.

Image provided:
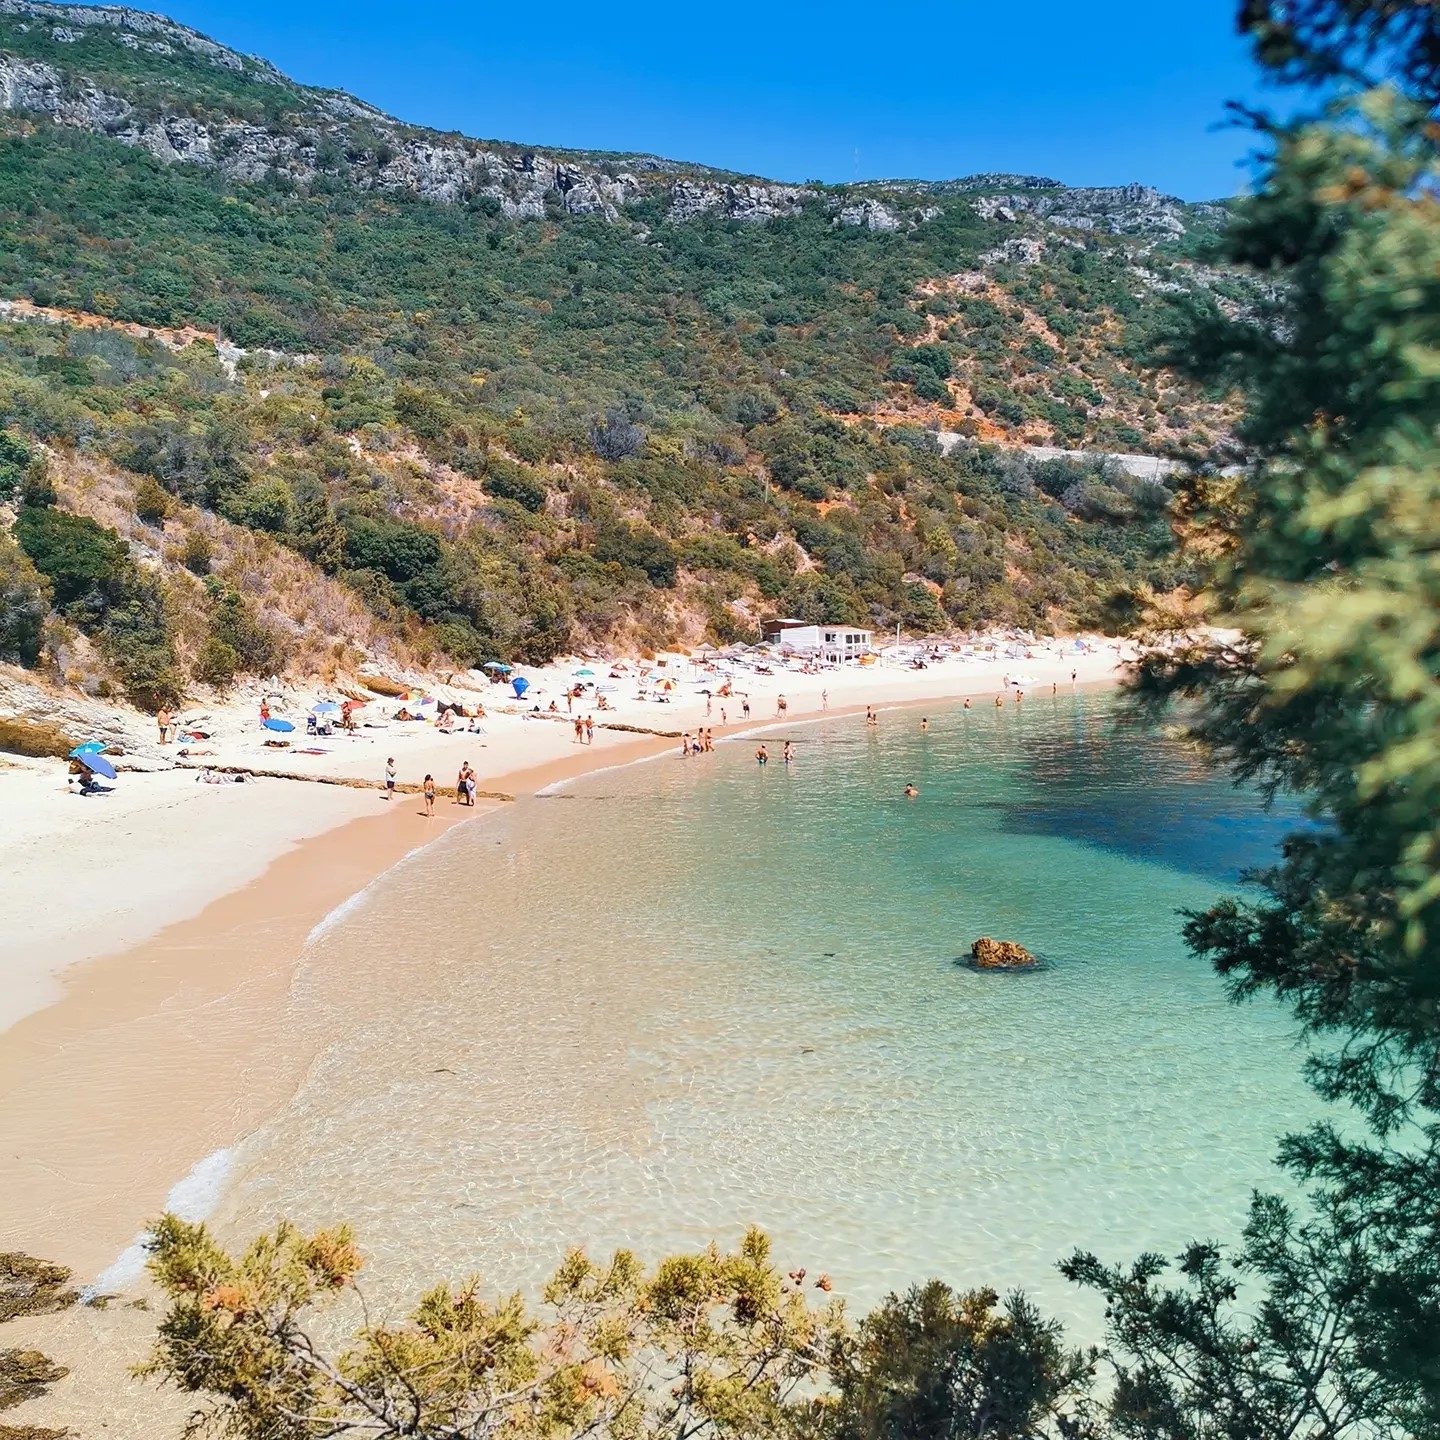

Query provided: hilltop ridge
[0,1,1224,235]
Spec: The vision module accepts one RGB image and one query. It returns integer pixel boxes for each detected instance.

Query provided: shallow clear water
[214,693,1313,1333]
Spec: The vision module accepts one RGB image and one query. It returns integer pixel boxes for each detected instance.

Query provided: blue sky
[158,1,1273,200]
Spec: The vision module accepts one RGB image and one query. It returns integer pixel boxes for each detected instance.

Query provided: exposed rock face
[969,937,1040,969]
[837,198,902,231]
[669,179,812,223]
[0,0,285,78]
[974,183,1224,239]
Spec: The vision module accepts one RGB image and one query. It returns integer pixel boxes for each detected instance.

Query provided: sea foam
[87,1147,234,1297]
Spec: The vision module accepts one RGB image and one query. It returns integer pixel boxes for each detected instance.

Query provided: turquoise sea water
[213,692,1313,1333]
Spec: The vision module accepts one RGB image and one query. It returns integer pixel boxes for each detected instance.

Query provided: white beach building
[760,618,874,662]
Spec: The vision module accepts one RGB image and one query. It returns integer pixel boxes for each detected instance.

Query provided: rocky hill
[0,3,1229,238]
[0,2,1250,713]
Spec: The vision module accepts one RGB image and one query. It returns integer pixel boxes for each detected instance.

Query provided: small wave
[533,746,673,797]
[304,830,468,944]
[307,883,375,944]
[86,1147,234,1298]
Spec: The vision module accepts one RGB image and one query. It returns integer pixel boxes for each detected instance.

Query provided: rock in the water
[969,937,1039,969]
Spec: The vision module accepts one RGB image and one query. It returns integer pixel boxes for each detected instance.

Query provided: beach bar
[760,619,874,662]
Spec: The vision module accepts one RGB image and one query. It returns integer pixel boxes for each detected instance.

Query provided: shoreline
[0,647,1131,1282]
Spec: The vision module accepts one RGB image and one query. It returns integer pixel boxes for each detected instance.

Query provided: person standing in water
[422,774,435,817]
[756,743,769,766]
[681,732,692,757]
[921,717,929,732]
[963,697,971,710]
[783,741,794,764]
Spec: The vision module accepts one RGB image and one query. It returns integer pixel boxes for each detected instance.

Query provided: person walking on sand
[585,715,595,745]
[455,763,467,805]
[776,694,788,718]
[422,774,435,817]
[706,694,712,717]
[573,716,584,744]
[720,706,728,725]
[384,757,397,800]
[822,689,829,711]
[157,705,172,744]
[566,690,573,714]
[742,698,751,720]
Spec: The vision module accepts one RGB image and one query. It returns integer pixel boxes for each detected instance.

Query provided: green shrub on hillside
[14,506,132,612]
[0,531,50,667]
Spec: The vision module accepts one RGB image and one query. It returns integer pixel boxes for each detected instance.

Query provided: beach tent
[512,676,530,699]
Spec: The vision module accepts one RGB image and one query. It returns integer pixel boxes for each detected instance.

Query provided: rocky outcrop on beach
[969,937,1040,969]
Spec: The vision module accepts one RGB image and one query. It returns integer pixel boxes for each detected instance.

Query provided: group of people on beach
[383,758,475,816]
[572,715,596,745]
[681,729,717,756]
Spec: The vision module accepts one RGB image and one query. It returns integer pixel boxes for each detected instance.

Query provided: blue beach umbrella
[512,676,529,699]
[262,717,295,733]
[483,660,512,671]
[69,742,107,757]
[77,751,117,780]
[311,701,341,713]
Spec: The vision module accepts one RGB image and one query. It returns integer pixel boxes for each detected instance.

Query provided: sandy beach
[0,636,1131,1437]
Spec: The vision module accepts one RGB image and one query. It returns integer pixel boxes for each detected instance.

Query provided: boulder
[969,937,1039,969]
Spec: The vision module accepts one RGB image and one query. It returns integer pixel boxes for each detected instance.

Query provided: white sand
[0,635,1133,1035]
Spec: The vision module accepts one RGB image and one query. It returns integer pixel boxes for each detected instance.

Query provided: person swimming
[904,783,919,798]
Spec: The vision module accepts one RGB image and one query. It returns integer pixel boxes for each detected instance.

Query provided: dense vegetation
[0,6,1256,699]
